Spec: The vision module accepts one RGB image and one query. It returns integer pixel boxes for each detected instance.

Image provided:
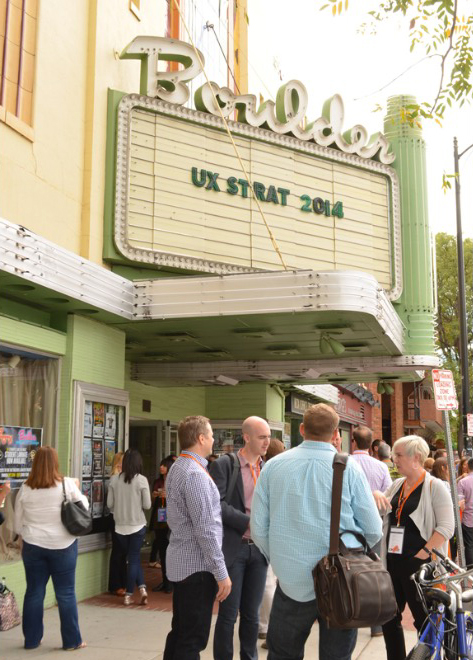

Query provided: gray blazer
[209,454,250,567]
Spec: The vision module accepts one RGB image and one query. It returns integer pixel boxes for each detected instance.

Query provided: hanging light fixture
[377,382,386,394]
[384,382,394,395]
[320,333,345,356]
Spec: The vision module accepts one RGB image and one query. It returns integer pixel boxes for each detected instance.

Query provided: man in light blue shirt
[251,403,382,660]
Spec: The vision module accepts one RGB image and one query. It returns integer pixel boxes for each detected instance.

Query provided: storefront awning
[0,217,439,386]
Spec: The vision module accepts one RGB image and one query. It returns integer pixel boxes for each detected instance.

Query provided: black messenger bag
[313,453,397,629]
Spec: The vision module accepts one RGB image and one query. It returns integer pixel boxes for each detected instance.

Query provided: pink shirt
[238,450,263,540]
[458,474,473,527]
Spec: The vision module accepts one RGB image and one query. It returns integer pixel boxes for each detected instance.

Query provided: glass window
[1,0,37,129]
[0,346,59,562]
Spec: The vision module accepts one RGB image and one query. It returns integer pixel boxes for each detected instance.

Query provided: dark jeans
[116,526,146,595]
[267,584,357,660]
[382,558,427,660]
[163,571,217,660]
[214,542,268,660]
[150,527,170,584]
[22,540,82,650]
[462,524,473,567]
[108,520,127,592]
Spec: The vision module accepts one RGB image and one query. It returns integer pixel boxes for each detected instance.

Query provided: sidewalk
[1,600,417,660]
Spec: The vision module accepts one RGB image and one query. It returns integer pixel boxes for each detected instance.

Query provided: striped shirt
[351,450,392,493]
[165,451,228,583]
[251,441,382,602]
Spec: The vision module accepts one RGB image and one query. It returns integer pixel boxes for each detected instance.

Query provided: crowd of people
[8,404,473,660]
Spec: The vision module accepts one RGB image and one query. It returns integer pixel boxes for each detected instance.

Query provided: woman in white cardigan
[14,446,88,651]
[107,448,151,606]
[379,435,454,660]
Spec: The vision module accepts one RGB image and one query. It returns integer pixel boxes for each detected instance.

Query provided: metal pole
[453,137,471,456]
[445,410,466,567]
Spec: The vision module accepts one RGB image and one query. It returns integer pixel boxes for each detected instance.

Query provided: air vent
[233,328,274,339]
[198,349,230,359]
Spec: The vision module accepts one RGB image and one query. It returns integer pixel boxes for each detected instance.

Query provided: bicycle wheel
[406,642,432,659]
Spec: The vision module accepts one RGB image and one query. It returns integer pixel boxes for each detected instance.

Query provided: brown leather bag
[313,453,397,629]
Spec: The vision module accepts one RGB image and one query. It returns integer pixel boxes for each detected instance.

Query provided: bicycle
[406,548,473,659]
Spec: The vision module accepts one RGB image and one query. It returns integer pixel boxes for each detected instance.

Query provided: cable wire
[171,0,288,271]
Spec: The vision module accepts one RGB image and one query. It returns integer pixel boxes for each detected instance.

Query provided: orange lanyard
[396,472,425,526]
[248,462,261,486]
[179,453,213,480]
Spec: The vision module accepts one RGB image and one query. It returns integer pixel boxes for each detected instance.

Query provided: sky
[247,0,473,239]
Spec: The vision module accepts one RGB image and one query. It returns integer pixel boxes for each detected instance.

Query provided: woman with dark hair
[458,457,469,482]
[13,446,87,650]
[107,448,151,606]
[149,457,174,593]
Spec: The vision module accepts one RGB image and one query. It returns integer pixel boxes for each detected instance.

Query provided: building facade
[0,0,438,604]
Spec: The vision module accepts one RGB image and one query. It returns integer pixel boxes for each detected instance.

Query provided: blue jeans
[22,540,82,650]
[267,584,357,660]
[116,526,146,595]
[214,542,268,660]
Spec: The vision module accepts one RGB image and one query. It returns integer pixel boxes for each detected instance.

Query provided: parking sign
[432,369,458,410]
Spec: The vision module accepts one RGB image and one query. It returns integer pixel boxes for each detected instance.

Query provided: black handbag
[313,453,397,629]
[61,479,92,536]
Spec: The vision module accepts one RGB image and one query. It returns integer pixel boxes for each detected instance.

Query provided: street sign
[432,369,458,410]
[468,414,473,437]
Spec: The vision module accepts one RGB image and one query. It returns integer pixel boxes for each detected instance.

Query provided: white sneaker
[139,587,148,605]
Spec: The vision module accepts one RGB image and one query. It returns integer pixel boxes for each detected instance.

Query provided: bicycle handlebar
[414,549,473,587]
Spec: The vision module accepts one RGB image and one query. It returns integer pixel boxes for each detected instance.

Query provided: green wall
[205,383,284,421]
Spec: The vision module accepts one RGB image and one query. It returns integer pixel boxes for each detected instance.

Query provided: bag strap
[328,453,348,555]
[224,452,241,504]
[61,478,67,502]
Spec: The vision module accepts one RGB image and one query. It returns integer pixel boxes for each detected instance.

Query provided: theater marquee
[109,37,401,299]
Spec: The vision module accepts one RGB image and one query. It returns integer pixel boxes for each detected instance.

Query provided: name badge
[388,526,405,554]
[157,508,167,523]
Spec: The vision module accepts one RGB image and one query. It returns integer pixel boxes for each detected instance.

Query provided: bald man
[210,416,270,660]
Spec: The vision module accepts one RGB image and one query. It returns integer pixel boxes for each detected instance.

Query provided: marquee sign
[111,37,402,298]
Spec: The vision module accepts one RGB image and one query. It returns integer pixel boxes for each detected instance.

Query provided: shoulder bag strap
[224,452,241,504]
[61,477,67,502]
[328,453,348,555]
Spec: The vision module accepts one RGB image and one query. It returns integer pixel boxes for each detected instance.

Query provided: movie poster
[84,401,93,437]
[92,479,104,518]
[105,405,116,439]
[93,402,104,438]
[0,426,42,485]
[103,479,110,516]
[92,440,103,477]
[82,438,92,478]
[117,406,124,444]
[104,440,115,477]
[81,480,91,507]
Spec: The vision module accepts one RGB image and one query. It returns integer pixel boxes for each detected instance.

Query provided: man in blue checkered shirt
[163,416,232,660]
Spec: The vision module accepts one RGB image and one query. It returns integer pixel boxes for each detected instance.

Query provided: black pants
[462,524,473,567]
[150,528,170,583]
[382,558,427,660]
[108,523,127,592]
[163,571,217,660]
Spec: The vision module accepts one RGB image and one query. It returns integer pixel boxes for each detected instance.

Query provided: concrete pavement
[1,601,417,660]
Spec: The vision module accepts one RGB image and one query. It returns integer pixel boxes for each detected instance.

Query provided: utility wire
[171,0,288,271]
[204,20,241,95]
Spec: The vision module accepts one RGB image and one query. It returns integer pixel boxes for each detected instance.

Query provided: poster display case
[72,382,129,551]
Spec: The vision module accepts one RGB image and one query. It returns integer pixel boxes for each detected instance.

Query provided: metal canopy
[0,217,439,387]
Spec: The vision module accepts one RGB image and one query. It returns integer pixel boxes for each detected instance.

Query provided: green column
[384,95,436,356]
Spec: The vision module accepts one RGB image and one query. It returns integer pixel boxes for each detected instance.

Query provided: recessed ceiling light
[143,352,174,361]
[157,332,196,342]
[233,328,274,339]
[198,349,230,358]
[267,346,300,356]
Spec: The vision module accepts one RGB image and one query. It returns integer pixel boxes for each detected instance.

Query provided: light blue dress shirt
[250,441,383,602]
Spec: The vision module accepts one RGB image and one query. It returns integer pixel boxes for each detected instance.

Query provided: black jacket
[209,454,249,567]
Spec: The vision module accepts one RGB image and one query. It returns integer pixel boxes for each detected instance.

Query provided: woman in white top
[14,446,88,651]
[107,448,151,606]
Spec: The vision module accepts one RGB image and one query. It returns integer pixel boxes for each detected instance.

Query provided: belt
[241,538,254,545]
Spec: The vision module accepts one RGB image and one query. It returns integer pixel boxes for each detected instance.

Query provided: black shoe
[152,582,165,592]
[164,583,172,594]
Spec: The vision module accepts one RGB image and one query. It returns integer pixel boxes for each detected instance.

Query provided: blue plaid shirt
[166,451,228,583]
[251,441,382,602]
